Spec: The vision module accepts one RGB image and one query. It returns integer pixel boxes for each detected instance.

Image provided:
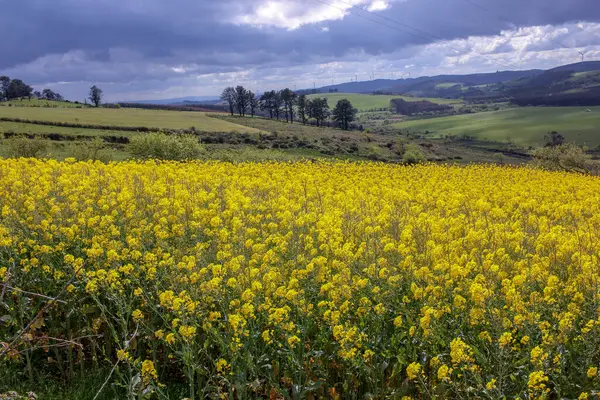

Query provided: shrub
[402,144,426,164]
[2,135,49,158]
[129,132,204,161]
[63,138,113,163]
[530,143,594,173]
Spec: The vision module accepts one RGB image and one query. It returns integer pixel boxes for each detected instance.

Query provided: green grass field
[307,93,462,111]
[393,107,600,146]
[0,107,260,132]
[0,99,88,108]
[0,121,137,137]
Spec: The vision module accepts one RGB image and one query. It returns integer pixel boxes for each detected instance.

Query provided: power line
[313,0,429,42]
[312,0,519,101]
[318,0,523,71]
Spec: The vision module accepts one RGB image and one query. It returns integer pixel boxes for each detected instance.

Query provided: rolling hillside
[305,62,600,104]
[307,93,461,111]
[307,69,543,96]
[393,107,600,146]
[0,106,259,132]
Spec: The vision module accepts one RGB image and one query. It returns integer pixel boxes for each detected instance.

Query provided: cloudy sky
[1,0,599,101]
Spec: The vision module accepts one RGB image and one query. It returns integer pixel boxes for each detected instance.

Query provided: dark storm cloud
[1,0,599,96]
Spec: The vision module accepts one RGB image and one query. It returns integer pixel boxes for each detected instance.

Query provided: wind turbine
[579,51,586,62]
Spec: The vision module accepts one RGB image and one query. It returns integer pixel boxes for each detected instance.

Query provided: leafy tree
[332,99,357,130]
[308,98,330,127]
[23,83,33,100]
[259,91,273,118]
[247,91,258,117]
[234,86,248,116]
[33,91,42,99]
[531,144,593,173]
[41,89,63,101]
[42,89,56,100]
[272,91,283,120]
[221,87,236,115]
[89,85,103,107]
[6,79,29,100]
[0,76,9,101]
[545,131,565,147]
[297,94,308,125]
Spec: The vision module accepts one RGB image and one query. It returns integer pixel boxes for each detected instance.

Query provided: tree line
[0,76,105,107]
[0,76,65,102]
[221,86,358,130]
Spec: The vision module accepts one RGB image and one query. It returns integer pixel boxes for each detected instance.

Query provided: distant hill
[501,63,600,106]
[309,70,543,96]
[306,61,600,104]
[124,96,220,105]
[547,61,600,73]
[175,99,222,106]
[298,79,399,95]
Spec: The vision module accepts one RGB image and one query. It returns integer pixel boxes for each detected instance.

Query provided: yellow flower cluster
[1,159,600,398]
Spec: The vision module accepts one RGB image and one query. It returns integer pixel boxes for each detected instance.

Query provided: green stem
[53,347,67,380]
[24,348,34,384]
[189,364,195,400]
[67,316,74,379]
[91,338,99,369]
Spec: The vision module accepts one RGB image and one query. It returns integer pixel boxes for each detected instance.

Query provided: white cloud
[233,0,395,29]
[4,16,600,102]
[119,21,600,101]
[367,0,389,11]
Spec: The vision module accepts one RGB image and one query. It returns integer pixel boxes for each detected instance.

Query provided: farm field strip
[0,107,261,133]
[0,120,138,138]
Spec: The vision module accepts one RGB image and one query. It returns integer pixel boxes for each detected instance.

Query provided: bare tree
[260,91,275,118]
[234,86,248,116]
[297,94,308,124]
[280,88,297,123]
[272,91,283,120]
[221,87,236,115]
[247,91,258,117]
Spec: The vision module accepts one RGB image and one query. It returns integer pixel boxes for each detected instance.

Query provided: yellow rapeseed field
[1,159,600,399]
